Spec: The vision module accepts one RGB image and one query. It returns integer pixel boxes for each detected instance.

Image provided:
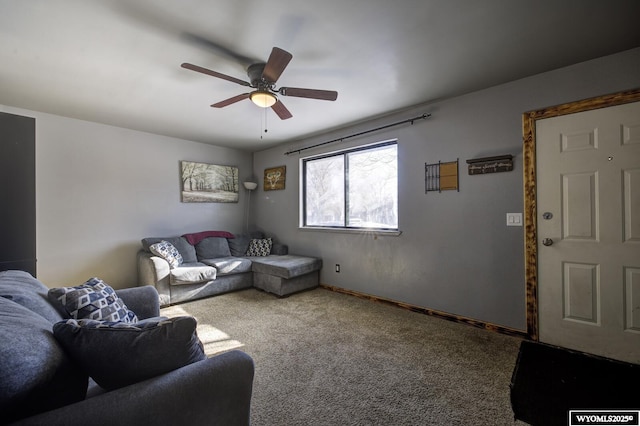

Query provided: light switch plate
[506,213,523,226]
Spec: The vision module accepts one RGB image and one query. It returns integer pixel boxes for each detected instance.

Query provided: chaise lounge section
[137,230,322,306]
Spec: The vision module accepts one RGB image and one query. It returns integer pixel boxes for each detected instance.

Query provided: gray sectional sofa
[137,230,322,306]
[0,270,254,425]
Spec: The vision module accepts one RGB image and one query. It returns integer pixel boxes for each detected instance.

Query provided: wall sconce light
[243,181,258,190]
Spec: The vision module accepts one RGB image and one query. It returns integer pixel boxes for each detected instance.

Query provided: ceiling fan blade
[211,93,250,108]
[279,87,338,101]
[271,100,293,120]
[262,47,293,83]
[181,63,251,87]
[181,33,260,68]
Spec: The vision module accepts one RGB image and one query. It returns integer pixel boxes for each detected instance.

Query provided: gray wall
[0,106,253,289]
[252,48,640,331]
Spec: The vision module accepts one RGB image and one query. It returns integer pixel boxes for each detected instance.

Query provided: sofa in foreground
[137,230,323,306]
[0,270,254,426]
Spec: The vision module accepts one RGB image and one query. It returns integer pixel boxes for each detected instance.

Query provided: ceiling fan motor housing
[247,63,269,88]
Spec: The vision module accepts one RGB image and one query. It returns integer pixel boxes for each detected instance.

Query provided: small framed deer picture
[263,165,286,191]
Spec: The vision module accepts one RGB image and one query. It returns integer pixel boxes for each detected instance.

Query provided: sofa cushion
[0,270,63,323]
[149,240,183,268]
[0,297,88,422]
[48,277,138,323]
[271,242,289,256]
[142,237,198,263]
[201,257,253,276]
[170,263,217,285]
[195,237,232,259]
[246,238,273,256]
[228,235,251,257]
[52,316,206,391]
[250,255,323,279]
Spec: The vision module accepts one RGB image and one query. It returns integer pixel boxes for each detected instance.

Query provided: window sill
[299,227,402,236]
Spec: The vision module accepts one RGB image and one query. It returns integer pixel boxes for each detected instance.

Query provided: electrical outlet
[335,264,340,273]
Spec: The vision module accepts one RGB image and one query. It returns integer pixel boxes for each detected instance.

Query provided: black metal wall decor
[425,159,459,193]
[466,155,513,175]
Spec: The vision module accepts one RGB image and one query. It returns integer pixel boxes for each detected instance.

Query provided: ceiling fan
[181,47,338,120]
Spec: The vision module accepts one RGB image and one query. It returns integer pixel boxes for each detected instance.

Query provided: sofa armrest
[137,250,171,306]
[116,286,160,319]
[10,350,254,426]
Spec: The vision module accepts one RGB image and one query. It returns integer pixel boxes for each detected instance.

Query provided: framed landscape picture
[181,161,239,203]
[264,165,286,191]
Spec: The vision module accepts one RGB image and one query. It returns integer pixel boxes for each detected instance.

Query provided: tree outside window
[303,141,397,230]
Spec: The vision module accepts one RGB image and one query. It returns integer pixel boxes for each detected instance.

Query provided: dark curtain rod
[284,112,432,155]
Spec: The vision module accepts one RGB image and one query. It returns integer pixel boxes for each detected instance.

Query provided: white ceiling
[1,0,639,152]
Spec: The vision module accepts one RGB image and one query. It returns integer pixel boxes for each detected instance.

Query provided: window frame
[300,139,399,233]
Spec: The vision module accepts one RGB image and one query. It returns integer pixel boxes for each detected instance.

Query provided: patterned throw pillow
[48,277,138,323]
[149,240,183,268]
[53,316,206,390]
[245,238,273,256]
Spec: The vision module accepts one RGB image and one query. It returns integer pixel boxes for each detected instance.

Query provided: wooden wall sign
[466,155,513,175]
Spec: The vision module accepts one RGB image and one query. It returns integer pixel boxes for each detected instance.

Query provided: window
[302,141,398,230]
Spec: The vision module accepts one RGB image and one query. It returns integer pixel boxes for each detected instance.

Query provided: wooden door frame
[522,88,640,340]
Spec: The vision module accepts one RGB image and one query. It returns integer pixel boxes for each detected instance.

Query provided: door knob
[542,238,553,246]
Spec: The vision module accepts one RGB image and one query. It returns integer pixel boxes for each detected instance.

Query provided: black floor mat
[510,340,640,426]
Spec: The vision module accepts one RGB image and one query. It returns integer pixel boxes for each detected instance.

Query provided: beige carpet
[162,287,526,426]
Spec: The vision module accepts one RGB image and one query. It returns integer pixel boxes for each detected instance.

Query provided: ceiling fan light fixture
[250,90,277,108]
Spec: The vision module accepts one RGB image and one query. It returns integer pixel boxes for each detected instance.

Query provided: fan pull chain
[260,107,268,139]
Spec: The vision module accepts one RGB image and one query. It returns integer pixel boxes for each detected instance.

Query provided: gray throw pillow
[0,297,88,423]
[53,316,206,390]
[48,278,138,323]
